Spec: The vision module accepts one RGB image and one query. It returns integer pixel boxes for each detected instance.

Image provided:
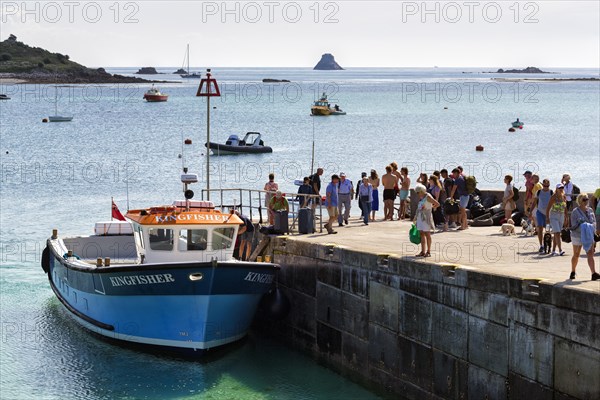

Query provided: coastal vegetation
[0,34,165,83]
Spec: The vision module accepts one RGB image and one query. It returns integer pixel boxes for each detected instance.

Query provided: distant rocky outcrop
[0,34,168,83]
[496,67,549,74]
[262,78,290,83]
[135,67,159,74]
[313,53,344,70]
[173,68,187,74]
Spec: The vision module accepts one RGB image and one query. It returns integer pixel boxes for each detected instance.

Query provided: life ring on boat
[149,206,177,214]
[41,246,50,274]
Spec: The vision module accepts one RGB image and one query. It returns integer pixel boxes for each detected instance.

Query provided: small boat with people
[0,94,10,100]
[206,132,273,155]
[310,92,346,116]
[143,84,169,102]
[41,174,280,355]
[511,118,524,129]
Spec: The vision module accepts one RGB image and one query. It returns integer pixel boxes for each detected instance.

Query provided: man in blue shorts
[449,168,469,230]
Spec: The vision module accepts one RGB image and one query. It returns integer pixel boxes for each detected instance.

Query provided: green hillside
[0,34,87,73]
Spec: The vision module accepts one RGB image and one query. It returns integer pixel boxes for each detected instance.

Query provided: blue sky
[2,1,599,68]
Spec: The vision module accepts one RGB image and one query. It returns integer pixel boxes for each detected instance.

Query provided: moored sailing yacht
[180,44,201,79]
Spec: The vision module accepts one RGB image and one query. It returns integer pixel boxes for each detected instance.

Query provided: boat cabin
[125,201,243,264]
[224,132,265,147]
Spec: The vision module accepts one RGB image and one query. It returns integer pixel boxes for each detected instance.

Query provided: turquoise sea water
[1,67,598,399]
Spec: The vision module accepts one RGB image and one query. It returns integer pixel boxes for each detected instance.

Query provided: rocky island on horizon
[493,66,551,74]
[313,53,344,70]
[0,34,170,84]
[135,67,161,75]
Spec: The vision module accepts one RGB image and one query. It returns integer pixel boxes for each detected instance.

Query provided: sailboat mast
[187,44,190,74]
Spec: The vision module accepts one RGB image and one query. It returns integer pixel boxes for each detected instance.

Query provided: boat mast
[187,44,190,75]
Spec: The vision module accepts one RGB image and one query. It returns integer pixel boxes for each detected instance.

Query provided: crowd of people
[261,167,600,281]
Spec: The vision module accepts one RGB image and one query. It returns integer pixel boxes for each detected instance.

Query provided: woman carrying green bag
[413,183,440,257]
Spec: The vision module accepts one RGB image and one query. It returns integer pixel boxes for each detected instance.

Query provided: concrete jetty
[257,218,600,400]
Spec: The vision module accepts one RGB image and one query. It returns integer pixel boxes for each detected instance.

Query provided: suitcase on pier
[298,208,314,234]
[274,210,289,234]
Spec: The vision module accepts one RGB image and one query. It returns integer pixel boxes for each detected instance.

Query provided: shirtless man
[399,167,411,220]
[390,162,403,219]
[382,165,398,221]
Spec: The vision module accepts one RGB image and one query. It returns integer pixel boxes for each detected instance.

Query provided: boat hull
[48,115,73,122]
[206,142,273,155]
[144,94,168,102]
[45,241,278,353]
[311,106,331,116]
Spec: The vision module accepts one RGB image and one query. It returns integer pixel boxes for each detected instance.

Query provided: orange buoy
[184,138,192,145]
[42,118,48,123]
[475,145,484,151]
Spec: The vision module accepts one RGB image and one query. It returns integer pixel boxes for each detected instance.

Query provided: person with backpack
[531,179,553,253]
[562,173,579,211]
[502,175,517,220]
[449,168,469,230]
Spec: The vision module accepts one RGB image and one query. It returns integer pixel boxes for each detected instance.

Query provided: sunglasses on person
[581,197,589,202]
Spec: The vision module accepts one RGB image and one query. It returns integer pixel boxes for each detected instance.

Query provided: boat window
[212,227,235,250]
[148,228,173,251]
[179,229,208,251]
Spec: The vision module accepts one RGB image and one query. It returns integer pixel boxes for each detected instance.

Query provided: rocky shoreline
[493,77,599,82]
[0,69,173,84]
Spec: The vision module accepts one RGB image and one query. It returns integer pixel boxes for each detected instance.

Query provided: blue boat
[41,196,279,355]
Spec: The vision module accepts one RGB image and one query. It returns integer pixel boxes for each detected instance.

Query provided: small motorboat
[310,93,346,116]
[41,176,280,355]
[0,94,10,100]
[143,85,168,102]
[511,119,524,129]
[206,132,273,155]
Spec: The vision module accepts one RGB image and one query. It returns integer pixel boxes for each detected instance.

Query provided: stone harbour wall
[257,237,600,400]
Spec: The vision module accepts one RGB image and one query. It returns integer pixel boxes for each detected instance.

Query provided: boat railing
[200,188,323,233]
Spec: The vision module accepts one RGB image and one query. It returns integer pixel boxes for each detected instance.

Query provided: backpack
[512,186,520,201]
[465,176,477,194]
[572,184,580,195]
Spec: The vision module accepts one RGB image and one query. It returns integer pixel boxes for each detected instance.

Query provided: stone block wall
[258,238,600,400]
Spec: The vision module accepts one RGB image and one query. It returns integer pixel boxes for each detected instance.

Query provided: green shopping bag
[409,224,421,245]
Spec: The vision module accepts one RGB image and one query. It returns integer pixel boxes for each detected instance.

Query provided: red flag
[112,200,126,221]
